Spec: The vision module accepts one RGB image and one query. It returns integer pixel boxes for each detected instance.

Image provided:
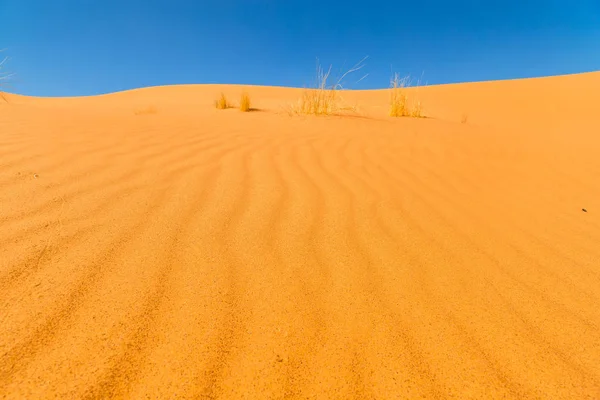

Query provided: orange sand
[1,72,600,399]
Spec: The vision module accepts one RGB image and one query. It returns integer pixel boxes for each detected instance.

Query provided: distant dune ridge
[1,72,600,399]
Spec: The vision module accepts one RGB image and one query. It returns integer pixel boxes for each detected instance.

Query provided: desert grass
[389,74,409,117]
[240,91,251,112]
[461,113,469,124]
[389,73,424,118]
[290,56,368,116]
[0,50,14,103]
[215,92,230,110]
[410,100,424,118]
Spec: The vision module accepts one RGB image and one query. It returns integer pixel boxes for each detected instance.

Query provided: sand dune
[1,72,600,399]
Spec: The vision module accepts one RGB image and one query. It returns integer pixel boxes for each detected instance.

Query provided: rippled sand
[1,73,600,399]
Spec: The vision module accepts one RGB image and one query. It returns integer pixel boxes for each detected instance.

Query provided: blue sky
[2,0,600,97]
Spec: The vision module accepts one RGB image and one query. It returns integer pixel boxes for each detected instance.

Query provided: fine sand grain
[1,72,600,399]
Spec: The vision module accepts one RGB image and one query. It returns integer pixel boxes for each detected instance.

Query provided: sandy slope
[1,72,600,399]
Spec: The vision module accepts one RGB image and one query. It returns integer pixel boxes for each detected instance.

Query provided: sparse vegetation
[206,59,432,119]
[461,113,469,124]
[389,74,409,117]
[215,92,230,109]
[240,91,251,112]
[290,56,368,116]
[411,101,424,118]
[389,73,424,118]
[1,49,14,102]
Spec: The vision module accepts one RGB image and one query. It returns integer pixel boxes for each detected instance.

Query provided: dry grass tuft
[389,73,425,118]
[389,74,409,117]
[461,113,469,124]
[1,50,14,103]
[215,92,230,110]
[290,56,368,116]
[240,91,251,112]
[411,101,424,118]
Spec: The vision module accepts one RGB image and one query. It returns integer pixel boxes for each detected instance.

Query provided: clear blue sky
[2,0,600,97]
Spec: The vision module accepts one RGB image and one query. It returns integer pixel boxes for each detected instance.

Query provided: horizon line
[2,69,599,99]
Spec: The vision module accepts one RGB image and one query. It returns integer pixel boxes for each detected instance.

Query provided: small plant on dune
[291,56,368,116]
[411,100,424,118]
[295,65,337,115]
[0,50,14,103]
[215,92,230,110]
[389,73,425,118]
[239,91,251,112]
[461,113,469,124]
[389,73,410,117]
